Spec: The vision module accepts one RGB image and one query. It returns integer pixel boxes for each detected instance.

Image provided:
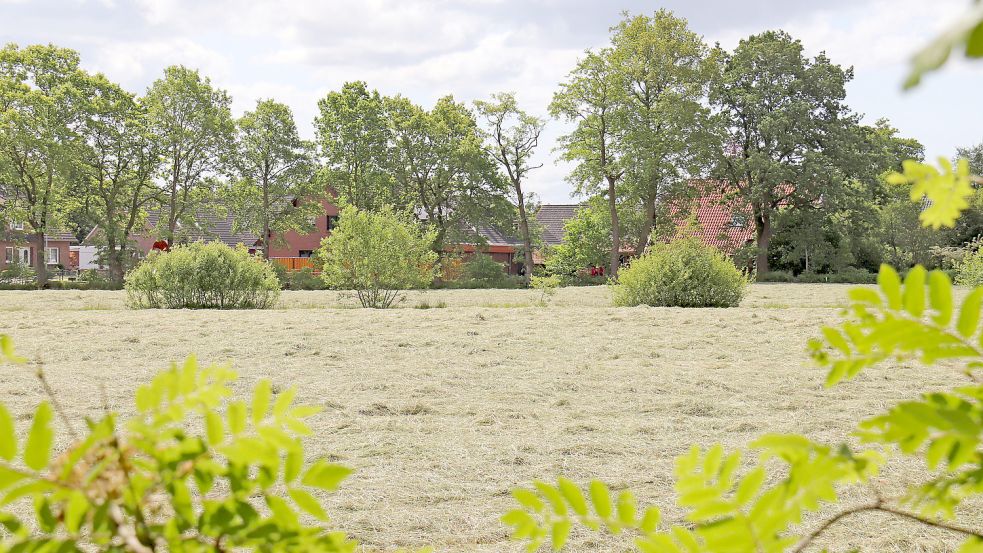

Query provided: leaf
[929,270,954,326]
[513,488,545,512]
[878,265,902,309]
[23,402,54,471]
[551,519,571,551]
[589,480,612,519]
[252,380,272,425]
[902,266,926,317]
[616,490,636,526]
[227,400,246,435]
[301,460,352,491]
[557,477,588,516]
[957,288,983,338]
[0,335,27,364]
[0,404,15,461]
[288,487,328,521]
[63,490,89,534]
[272,387,297,419]
[0,465,27,489]
[205,411,223,445]
[284,447,303,483]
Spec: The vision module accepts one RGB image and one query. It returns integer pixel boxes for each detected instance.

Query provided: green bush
[956,243,983,286]
[0,263,35,284]
[612,239,748,308]
[757,270,794,283]
[288,267,326,290]
[319,205,438,308]
[450,253,520,289]
[125,241,281,309]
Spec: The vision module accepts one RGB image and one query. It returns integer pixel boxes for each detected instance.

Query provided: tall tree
[474,92,545,284]
[314,81,395,210]
[144,65,233,245]
[550,49,626,278]
[229,99,318,258]
[609,10,714,255]
[0,44,85,287]
[388,95,510,252]
[709,31,858,278]
[75,73,161,284]
[957,140,983,175]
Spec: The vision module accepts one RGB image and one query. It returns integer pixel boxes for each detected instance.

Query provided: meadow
[0,284,976,552]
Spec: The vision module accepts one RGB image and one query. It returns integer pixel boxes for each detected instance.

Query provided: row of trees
[2,10,973,288]
[0,47,320,285]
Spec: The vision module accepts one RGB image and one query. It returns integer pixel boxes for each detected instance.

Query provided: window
[298,250,314,258]
[731,214,748,228]
[10,221,24,231]
[4,247,12,264]
[327,215,339,231]
[46,247,59,265]
[16,247,30,265]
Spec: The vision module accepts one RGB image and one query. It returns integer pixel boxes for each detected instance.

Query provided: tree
[551,50,626,278]
[318,205,438,308]
[74,74,161,284]
[314,81,395,210]
[544,197,637,276]
[958,141,983,175]
[0,44,86,287]
[474,92,545,285]
[144,65,234,245]
[709,31,859,278]
[388,95,511,252]
[609,10,714,255]
[230,99,318,259]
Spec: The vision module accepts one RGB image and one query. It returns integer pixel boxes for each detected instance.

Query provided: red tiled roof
[668,191,755,253]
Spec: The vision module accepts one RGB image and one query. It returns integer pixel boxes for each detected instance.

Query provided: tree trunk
[607,177,621,279]
[635,194,656,257]
[32,232,47,288]
[515,184,535,286]
[754,212,772,280]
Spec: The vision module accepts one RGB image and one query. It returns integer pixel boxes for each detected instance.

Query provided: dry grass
[0,284,978,552]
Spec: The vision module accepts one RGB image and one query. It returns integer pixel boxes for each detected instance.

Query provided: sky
[2,0,982,203]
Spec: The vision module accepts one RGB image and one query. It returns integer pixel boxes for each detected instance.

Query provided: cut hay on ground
[0,284,977,551]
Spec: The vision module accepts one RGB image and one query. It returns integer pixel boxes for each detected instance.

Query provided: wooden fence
[270,257,316,272]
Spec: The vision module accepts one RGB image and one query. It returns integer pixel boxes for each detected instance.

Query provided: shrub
[125,241,281,309]
[288,267,326,290]
[455,253,514,288]
[757,270,794,283]
[0,337,356,552]
[612,239,748,307]
[0,263,35,284]
[531,274,561,305]
[319,205,438,308]
[956,243,983,286]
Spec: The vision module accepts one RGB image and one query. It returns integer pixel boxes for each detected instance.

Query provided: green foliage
[456,253,513,289]
[319,205,438,308]
[612,239,747,308]
[530,274,561,306]
[229,99,319,257]
[0,339,357,552]
[903,1,983,88]
[887,157,978,229]
[0,263,36,284]
[956,243,983,287]
[125,242,280,309]
[287,267,326,291]
[144,65,235,244]
[545,202,613,276]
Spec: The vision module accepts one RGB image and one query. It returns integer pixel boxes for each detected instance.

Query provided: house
[667,190,756,254]
[1,221,78,273]
[456,204,583,275]
[83,197,339,272]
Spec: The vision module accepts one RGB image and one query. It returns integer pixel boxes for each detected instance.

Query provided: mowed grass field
[0,284,979,552]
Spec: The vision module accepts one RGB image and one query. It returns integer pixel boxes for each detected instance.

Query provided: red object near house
[151,239,170,252]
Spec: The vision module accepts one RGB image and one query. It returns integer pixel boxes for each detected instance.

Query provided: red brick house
[84,198,339,272]
[1,221,78,272]
[667,190,756,254]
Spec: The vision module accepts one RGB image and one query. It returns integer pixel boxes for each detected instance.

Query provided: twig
[34,360,79,442]
[792,499,983,552]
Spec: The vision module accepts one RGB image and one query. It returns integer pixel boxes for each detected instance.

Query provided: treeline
[1,10,980,288]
